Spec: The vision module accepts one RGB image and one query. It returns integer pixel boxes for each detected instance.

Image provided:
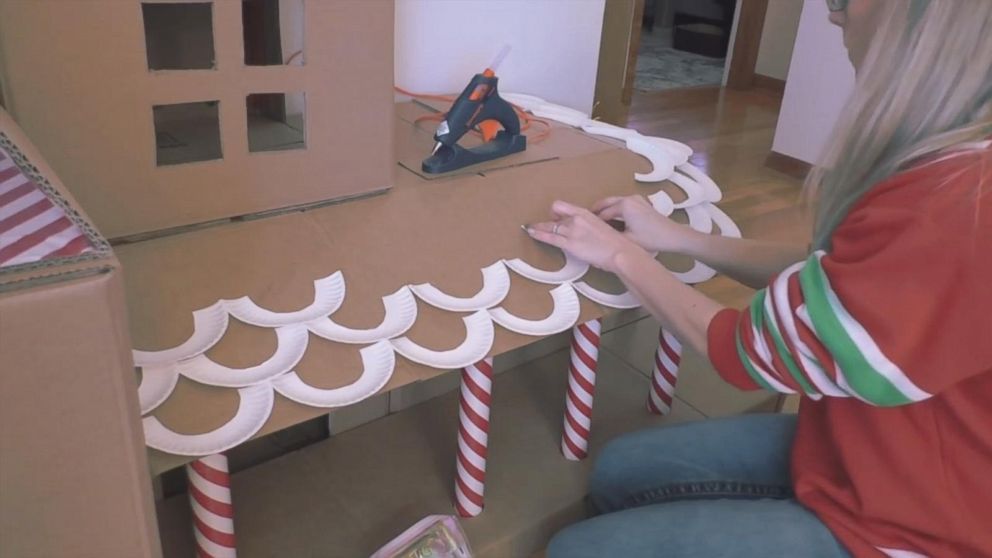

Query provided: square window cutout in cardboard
[247,92,306,153]
[243,0,305,66]
[142,2,216,70]
[153,101,223,166]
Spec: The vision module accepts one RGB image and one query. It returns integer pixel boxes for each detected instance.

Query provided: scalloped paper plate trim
[307,286,418,344]
[488,283,581,335]
[390,310,494,370]
[580,123,641,141]
[132,302,229,367]
[706,203,742,238]
[503,254,589,285]
[627,136,677,182]
[531,105,591,128]
[670,261,717,285]
[177,324,309,387]
[137,364,180,415]
[648,190,675,216]
[678,163,722,203]
[501,92,548,112]
[410,261,510,312]
[272,341,395,408]
[646,137,693,164]
[684,204,715,234]
[572,281,641,309]
[223,271,345,327]
[669,171,708,208]
[142,383,274,456]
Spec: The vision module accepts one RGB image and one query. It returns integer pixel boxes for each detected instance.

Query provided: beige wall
[755,0,803,80]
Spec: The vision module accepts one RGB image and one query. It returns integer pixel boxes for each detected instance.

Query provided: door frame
[724,0,770,89]
[592,0,772,119]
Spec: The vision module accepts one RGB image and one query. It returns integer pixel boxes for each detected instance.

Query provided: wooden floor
[627,86,810,306]
[155,86,810,558]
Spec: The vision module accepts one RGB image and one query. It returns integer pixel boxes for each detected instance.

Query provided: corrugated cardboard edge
[0,109,161,557]
[0,109,115,290]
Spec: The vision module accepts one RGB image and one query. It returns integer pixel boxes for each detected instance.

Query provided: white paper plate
[572,281,641,309]
[391,311,494,370]
[177,324,309,387]
[307,286,418,344]
[410,261,510,312]
[223,271,345,327]
[136,364,180,415]
[627,136,677,182]
[142,383,275,456]
[132,302,229,366]
[504,254,589,285]
[273,341,395,408]
[489,283,581,335]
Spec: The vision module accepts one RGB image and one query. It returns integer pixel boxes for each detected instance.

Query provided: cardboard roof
[123,103,705,474]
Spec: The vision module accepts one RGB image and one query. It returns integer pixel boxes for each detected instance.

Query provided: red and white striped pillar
[186,453,237,558]
[561,319,602,461]
[454,357,494,518]
[647,328,682,415]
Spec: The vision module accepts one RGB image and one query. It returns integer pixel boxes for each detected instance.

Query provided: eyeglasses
[826,0,848,11]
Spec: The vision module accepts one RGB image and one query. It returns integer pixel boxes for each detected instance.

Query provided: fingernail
[521,224,532,233]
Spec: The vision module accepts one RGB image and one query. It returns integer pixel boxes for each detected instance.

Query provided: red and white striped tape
[0,147,93,268]
[647,328,681,415]
[561,319,601,461]
[186,453,237,558]
[454,357,494,518]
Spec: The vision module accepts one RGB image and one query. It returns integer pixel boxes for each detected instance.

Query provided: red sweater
[707,143,992,558]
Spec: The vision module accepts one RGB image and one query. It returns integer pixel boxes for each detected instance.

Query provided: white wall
[755,0,803,80]
[771,0,855,164]
[394,0,606,113]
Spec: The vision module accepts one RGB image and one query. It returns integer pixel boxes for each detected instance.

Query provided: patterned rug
[634,28,726,92]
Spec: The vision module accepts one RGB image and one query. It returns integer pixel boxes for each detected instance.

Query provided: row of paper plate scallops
[135,201,739,457]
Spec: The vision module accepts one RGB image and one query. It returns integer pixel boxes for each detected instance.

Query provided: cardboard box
[0,0,394,239]
[0,109,160,558]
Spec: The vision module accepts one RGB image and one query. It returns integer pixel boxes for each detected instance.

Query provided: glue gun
[422,46,527,174]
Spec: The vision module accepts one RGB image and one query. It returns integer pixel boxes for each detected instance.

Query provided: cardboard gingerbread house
[0,0,394,239]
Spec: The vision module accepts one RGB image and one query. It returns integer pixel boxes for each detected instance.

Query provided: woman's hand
[526,200,647,273]
[591,195,700,254]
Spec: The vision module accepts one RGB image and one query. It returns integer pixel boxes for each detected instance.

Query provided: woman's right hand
[590,195,700,254]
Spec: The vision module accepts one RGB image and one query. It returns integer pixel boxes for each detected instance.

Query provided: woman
[530,1,992,556]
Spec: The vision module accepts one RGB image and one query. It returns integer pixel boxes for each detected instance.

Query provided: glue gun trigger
[478,119,502,142]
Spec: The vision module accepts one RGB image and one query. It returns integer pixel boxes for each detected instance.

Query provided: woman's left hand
[526,200,646,273]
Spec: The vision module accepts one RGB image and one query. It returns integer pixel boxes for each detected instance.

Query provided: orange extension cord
[394,86,552,143]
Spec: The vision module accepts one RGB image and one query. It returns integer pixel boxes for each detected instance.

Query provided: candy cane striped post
[186,453,237,558]
[647,328,682,415]
[561,319,602,461]
[454,357,494,518]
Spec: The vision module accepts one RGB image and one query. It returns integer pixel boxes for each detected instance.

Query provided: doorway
[636,0,736,92]
[593,0,775,124]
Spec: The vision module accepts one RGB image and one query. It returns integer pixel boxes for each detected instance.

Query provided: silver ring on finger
[552,223,561,235]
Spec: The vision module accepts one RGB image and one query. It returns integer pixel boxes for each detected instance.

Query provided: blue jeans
[547,414,851,558]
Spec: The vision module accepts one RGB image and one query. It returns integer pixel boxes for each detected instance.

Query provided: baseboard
[765,150,812,180]
[753,73,786,94]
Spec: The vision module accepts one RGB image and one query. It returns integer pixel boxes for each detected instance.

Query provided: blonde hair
[807,0,992,250]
